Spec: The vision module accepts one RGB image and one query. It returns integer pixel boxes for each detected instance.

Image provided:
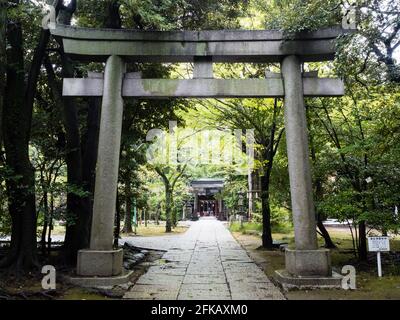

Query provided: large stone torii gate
[51,25,346,288]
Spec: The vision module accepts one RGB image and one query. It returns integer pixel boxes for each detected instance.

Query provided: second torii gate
[51,25,347,288]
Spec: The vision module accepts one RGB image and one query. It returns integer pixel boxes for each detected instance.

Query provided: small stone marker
[367,236,390,277]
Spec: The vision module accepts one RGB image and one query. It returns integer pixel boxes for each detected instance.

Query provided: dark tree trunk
[49,0,93,264]
[259,99,283,249]
[317,218,336,249]
[114,191,121,247]
[104,0,122,28]
[155,206,160,225]
[171,203,177,228]
[0,0,6,148]
[0,20,38,271]
[60,54,86,264]
[43,52,88,264]
[25,27,51,140]
[260,172,274,248]
[123,177,133,233]
[358,221,368,261]
[40,177,49,255]
[81,97,101,236]
[165,186,172,233]
[47,193,54,255]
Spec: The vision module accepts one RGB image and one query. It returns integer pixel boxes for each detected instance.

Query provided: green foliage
[220,176,247,213]
[229,218,292,235]
[306,82,400,257]
[78,0,247,30]
[260,0,342,36]
[229,221,262,233]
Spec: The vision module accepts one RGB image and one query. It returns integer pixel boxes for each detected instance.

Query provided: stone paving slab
[230,282,284,300]
[136,273,184,285]
[124,284,180,300]
[178,283,231,300]
[183,274,227,284]
[226,270,272,284]
[146,265,187,276]
[123,217,285,300]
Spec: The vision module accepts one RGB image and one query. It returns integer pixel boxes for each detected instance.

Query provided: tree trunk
[358,220,368,261]
[47,193,54,255]
[0,19,38,271]
[123,177,133,233]
[60,53,85,264]
[43,0,89,264]
[0,0,6,149]
[114,191,121,247]
[165,186,172,233]
[247,168,253,220]
[44,53,87,264]
[317,218,336,248]
[171,202,177,228]
[155,205,160,225]
[40,172,49,256]
[260,172,274,248]
[81,97,101,240]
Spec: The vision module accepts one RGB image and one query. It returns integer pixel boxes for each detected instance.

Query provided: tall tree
[1,0,37,270]
[0,0,6,150]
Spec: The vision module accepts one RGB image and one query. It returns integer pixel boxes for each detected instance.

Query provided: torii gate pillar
[279,55,332,280]
[77,55,125,277]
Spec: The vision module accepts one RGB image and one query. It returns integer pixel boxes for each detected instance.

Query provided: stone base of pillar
[77,249,123,277]
[274,269,343,290]
[275,248,343,290]
[285,248,331,276]
[66,270,134,288]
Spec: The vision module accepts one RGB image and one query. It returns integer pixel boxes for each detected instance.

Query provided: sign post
[367,236,390,277]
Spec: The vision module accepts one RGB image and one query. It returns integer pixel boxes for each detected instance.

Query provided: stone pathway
[123,217,285,300]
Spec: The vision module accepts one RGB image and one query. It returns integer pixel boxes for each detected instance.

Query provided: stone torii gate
[51,25,346,288]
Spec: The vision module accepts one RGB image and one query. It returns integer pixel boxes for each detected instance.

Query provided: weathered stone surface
[50,24,348,63]
[77,249,123,277]
[183,274,227,284]
[193,57,213,79]
[67,269,134,288]
[90,55,125,251]
[146,265,187,276]
[230,282,284,300]
[178,283,231,300]
[51,25,346,42]
[124,284,180,300]
[275,270,343,290]
[63,78,345,98]
[136,274,184,286]
[285,248,332,277]
[123,218,285,300]
[281,55,318,251]
[225,270,271,284]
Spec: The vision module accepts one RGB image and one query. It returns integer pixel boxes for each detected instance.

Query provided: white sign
[368,236,390,252]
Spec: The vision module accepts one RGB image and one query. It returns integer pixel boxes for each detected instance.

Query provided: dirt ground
[0,249,164,300]
[0,222,187,300]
